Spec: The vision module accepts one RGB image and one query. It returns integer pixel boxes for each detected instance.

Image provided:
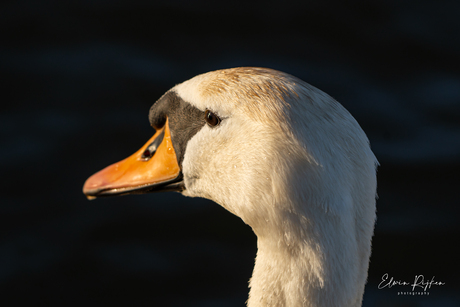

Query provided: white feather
[174,67,377,307]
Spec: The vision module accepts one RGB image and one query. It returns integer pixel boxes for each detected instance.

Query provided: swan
[83,67,377,307]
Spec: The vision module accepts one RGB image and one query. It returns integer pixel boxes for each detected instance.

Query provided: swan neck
[247,235,323,307]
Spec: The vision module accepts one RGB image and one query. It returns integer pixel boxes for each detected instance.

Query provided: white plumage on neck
[174,68,377,307]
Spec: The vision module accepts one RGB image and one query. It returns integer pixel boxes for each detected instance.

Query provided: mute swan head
[83,67,377,307]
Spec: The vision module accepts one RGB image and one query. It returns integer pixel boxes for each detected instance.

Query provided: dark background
[1,1,459,306]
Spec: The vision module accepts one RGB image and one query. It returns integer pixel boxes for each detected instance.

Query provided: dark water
[1,1,459,306]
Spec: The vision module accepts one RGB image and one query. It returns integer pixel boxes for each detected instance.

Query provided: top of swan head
[173,67,298,128]
[165,67,377,235]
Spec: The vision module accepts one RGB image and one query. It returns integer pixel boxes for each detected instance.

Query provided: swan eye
[205,110,221,127]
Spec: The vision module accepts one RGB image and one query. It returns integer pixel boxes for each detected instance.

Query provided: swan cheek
[180,139,217,200]
[181,175,205,198]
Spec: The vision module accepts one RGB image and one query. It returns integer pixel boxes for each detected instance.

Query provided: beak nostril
[141,129,165,160]
[142,149,151,159]
[142,148,158,160]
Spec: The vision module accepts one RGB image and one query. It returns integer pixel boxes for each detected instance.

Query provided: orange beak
[83,118,182,199]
